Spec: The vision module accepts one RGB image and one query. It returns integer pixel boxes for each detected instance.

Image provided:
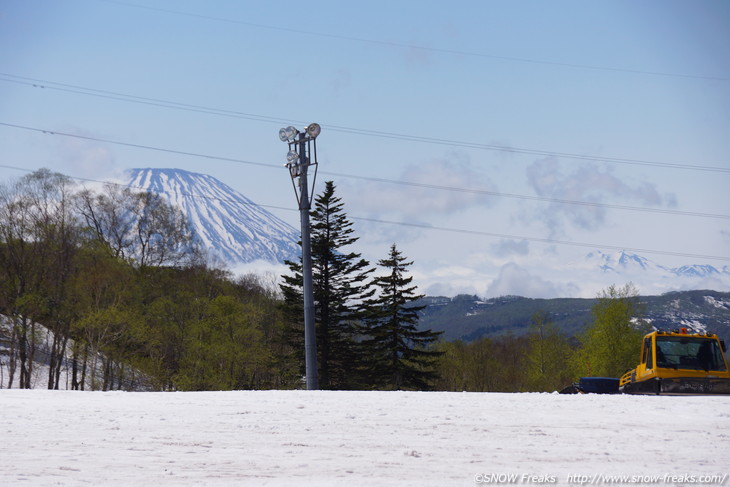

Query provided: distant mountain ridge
[124,170,728,302]
[416,290,730,344]
[584,250,730,279]
[126,168,299,264]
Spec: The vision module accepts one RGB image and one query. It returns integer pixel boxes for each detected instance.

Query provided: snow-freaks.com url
[473,473,728,485]
[566,474,728,485]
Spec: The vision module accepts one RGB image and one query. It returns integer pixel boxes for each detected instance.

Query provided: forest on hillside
[0,170,444,391]
[417,291,730,344]
[1,170,652,392]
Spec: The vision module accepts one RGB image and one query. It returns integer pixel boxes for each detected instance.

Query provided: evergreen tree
[363,244,443,390]
[279,258,305,377]
[281,181,374,389]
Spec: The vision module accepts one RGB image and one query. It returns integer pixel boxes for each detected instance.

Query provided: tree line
[0,169,648,392]
[0,169,298,390]
[280,181,442,390]
[0,170,444,390]
[284,180,649,392]
[435,283,650,392]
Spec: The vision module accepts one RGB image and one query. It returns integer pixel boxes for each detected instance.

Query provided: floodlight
[305,123,321,138]
[277,118,320,390]
[287,150,299,164]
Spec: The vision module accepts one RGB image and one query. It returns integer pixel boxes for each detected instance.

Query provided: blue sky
[1,0,729,298]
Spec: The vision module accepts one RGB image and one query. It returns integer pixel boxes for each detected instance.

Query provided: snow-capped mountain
[584,250,671,275]
[584,250,730,279]
[673,265,722,278]
[126,168,299,264]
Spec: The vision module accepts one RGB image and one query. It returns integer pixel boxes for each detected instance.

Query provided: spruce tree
[362,244,443,390]
[281,181,374,389]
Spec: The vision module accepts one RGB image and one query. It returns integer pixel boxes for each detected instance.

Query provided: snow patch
[705,295,730,310]
[679,319,708,334]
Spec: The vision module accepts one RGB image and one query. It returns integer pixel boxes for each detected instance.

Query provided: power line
[95,0,730,82]
[1,162,728,263]
[326,171,730,220]
[0,162,296,213]
[2,122,729,221]
[321,124,730,172]
[0,121,277,169]
[0,74,292,126]
[2,73,728,173]
[351,216,730,262]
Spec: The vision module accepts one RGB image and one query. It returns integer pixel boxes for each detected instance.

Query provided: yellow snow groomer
[619,329,730,395]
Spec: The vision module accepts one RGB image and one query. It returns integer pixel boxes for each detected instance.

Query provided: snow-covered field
[2,390,728,487]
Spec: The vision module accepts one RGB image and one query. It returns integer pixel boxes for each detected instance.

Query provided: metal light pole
[279,123,321,390]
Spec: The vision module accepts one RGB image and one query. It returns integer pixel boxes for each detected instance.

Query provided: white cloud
[491,238,529,258]
[525,158,675,235]
[55,128,119,180]
[485,262,566,298]
[341,152,497,220]
[413,264,484,298]
[353,216,431,248]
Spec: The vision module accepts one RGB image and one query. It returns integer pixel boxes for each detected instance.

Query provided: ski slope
[1,390,728,486]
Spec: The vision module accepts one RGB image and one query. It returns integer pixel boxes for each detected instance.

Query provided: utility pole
[279,123,321,390]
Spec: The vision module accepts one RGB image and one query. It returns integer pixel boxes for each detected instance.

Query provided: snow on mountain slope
[584,250,670,275]
[705,295,730,310]
[126,168,300,264]
[584,250,730,279]
[564,251,730,297]
[1,390,728,487]
[674,265,722,278]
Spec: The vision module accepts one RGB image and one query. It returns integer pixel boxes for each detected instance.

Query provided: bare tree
[131,191,198,268]
[76,184,199,268]
[76,184,138,260]
[0,169,80,388]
